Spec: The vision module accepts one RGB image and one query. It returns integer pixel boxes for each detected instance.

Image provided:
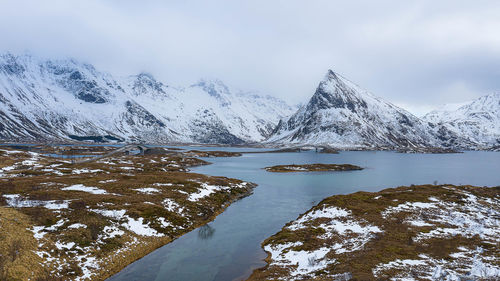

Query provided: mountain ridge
[0,53,296,144]
[1,53,498,149]
[423,92,500,148]
[267,69,499,149]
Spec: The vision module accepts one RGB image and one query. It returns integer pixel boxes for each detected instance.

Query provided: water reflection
[198,224,216,240]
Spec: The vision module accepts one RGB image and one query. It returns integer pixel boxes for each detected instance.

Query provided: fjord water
[108,150,499,281]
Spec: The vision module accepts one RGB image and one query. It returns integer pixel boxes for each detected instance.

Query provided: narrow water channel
[108,150,500,281]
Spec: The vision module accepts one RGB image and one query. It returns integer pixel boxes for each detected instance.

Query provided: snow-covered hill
[423,93,500,148]
[0,53,295,143]
[267,70,439,149]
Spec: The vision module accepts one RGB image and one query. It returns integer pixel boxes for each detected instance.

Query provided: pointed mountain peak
[313,69,352,97]
[130,72,167,96]
[318,69,349,91]
[135,72,160,84]
[192,78,231,98]
[323,69,350,84]
[324,69,339,80]
[193,78,228,89]
[305,70,366,112]
[482,92,500,102]
[458,92,500,113]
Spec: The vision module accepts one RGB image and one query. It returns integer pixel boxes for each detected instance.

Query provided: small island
[264,163,363,173]
[185,150,242,158]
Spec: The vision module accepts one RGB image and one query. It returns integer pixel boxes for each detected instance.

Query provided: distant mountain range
[0,54,295,144]
[423,93,500,149]
[0,53,498,149]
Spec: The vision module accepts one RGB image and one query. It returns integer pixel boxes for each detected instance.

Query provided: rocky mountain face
[267,70,440,149]
[0,54,295,143]
[423,93,500,149]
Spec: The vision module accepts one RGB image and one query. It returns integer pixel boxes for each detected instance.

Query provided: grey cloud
[0,0,498,114]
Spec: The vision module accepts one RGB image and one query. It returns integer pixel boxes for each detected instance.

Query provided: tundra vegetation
[249,185,500,280]
[0,146,254,281]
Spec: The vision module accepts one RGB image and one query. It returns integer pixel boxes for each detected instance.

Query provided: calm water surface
[108,150,500,281]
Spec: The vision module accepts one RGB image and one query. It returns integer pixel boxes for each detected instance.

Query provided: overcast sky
[1,0,499,115]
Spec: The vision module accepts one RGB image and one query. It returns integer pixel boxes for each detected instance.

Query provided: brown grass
[0,146,255,281]
[0,207,46,280]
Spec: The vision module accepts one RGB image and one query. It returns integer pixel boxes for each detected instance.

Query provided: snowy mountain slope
[423,93,500,148]
[0,54,174,143]
[123,76,296,143]
[0,53,295,143]
[267,70,440,148]
[187,80,296,142]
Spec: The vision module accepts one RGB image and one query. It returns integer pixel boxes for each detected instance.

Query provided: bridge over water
[72,144,148,164]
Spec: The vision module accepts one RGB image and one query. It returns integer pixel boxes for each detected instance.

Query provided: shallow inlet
[108,149,500,281]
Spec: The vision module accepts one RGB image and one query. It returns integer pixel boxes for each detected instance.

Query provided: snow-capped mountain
[267,70,440,148]
[124,75,295,143]
[0,53,295,143]
[2,53,497,149]
[423,93,500,148]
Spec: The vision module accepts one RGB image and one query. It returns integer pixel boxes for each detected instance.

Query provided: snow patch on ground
[373,247,500,280]
[187,183,229,202]
[31,219,68,239]
[122,217,161,237]
[91,209,162,237]
[134,187,160,194]
[3,194,70,209]
[100,225,125,239]
[98,179,117,183]
[55,241,75,250]
[119,166,134,170]
[72,168,103,174]
[288,206,352,231]
[265,206,381,278]
[75,255,99,281]
[158,217,173,228]
[62,184,110,195]
[382,201,438,218]
[162,198,184,214]
[264,242,346,278]
[287,206,383,253]
[68,223,87,229]
[382,193,500,242]
[91,209,126,220]
[153,182,173,186]
[282,166,307,171]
